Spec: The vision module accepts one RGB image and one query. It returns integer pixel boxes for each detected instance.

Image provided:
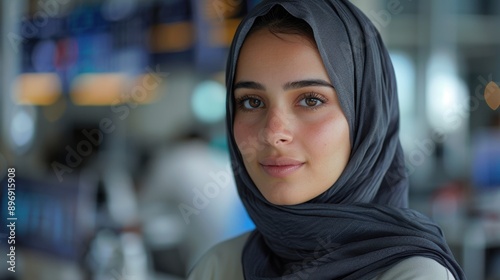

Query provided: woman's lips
[259,158,304,178]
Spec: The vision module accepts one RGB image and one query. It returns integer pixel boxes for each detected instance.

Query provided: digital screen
[16,0,260,103]
[0,177,96,260]
[472,129,500,189]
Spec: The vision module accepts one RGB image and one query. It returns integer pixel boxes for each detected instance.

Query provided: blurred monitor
[472,129,500,189]
[0,176,96,261]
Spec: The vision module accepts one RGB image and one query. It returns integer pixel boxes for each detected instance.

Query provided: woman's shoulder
[188,234,455,280]
[375,256,456,280]
[187,231,251,280]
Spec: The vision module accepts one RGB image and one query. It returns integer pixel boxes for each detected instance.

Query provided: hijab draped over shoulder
[225,0,465,279]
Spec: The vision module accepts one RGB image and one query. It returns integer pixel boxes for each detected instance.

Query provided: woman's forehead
[234,29,330,84]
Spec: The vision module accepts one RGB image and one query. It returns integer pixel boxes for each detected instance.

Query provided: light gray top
[188,232,456,280]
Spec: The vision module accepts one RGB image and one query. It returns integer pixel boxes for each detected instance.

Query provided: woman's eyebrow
[233,79,334,91]
[234,81,266,91]
[283,79,334,90]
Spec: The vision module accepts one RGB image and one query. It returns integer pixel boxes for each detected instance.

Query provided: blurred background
[0,0,499,279]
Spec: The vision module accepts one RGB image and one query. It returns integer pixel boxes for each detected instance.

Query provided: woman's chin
[261,188,310,206]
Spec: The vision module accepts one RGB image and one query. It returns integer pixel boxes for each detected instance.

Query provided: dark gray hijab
[225,0,465,279]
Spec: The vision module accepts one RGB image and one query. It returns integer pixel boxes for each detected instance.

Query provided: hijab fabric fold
[225,0,465,279]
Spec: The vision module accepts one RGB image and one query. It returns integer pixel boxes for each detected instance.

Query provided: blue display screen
[1,177,95,261]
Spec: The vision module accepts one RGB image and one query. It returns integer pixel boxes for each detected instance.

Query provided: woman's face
[233,28,351,205]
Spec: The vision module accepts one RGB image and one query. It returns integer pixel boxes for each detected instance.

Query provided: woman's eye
[240,97,264,109]
[299,97,323,107]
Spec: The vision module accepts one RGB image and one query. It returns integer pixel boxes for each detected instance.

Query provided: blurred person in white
[188,1,466,279]
[138,131,253,276]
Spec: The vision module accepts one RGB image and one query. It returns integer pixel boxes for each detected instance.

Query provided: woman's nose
[260,110,293,146]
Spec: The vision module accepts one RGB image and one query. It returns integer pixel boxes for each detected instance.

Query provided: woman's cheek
[234,120,256,162]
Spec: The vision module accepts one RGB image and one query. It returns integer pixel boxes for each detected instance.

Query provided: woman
[189,0,465,279]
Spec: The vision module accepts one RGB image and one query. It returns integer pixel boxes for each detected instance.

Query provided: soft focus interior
[0,0,499,279]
